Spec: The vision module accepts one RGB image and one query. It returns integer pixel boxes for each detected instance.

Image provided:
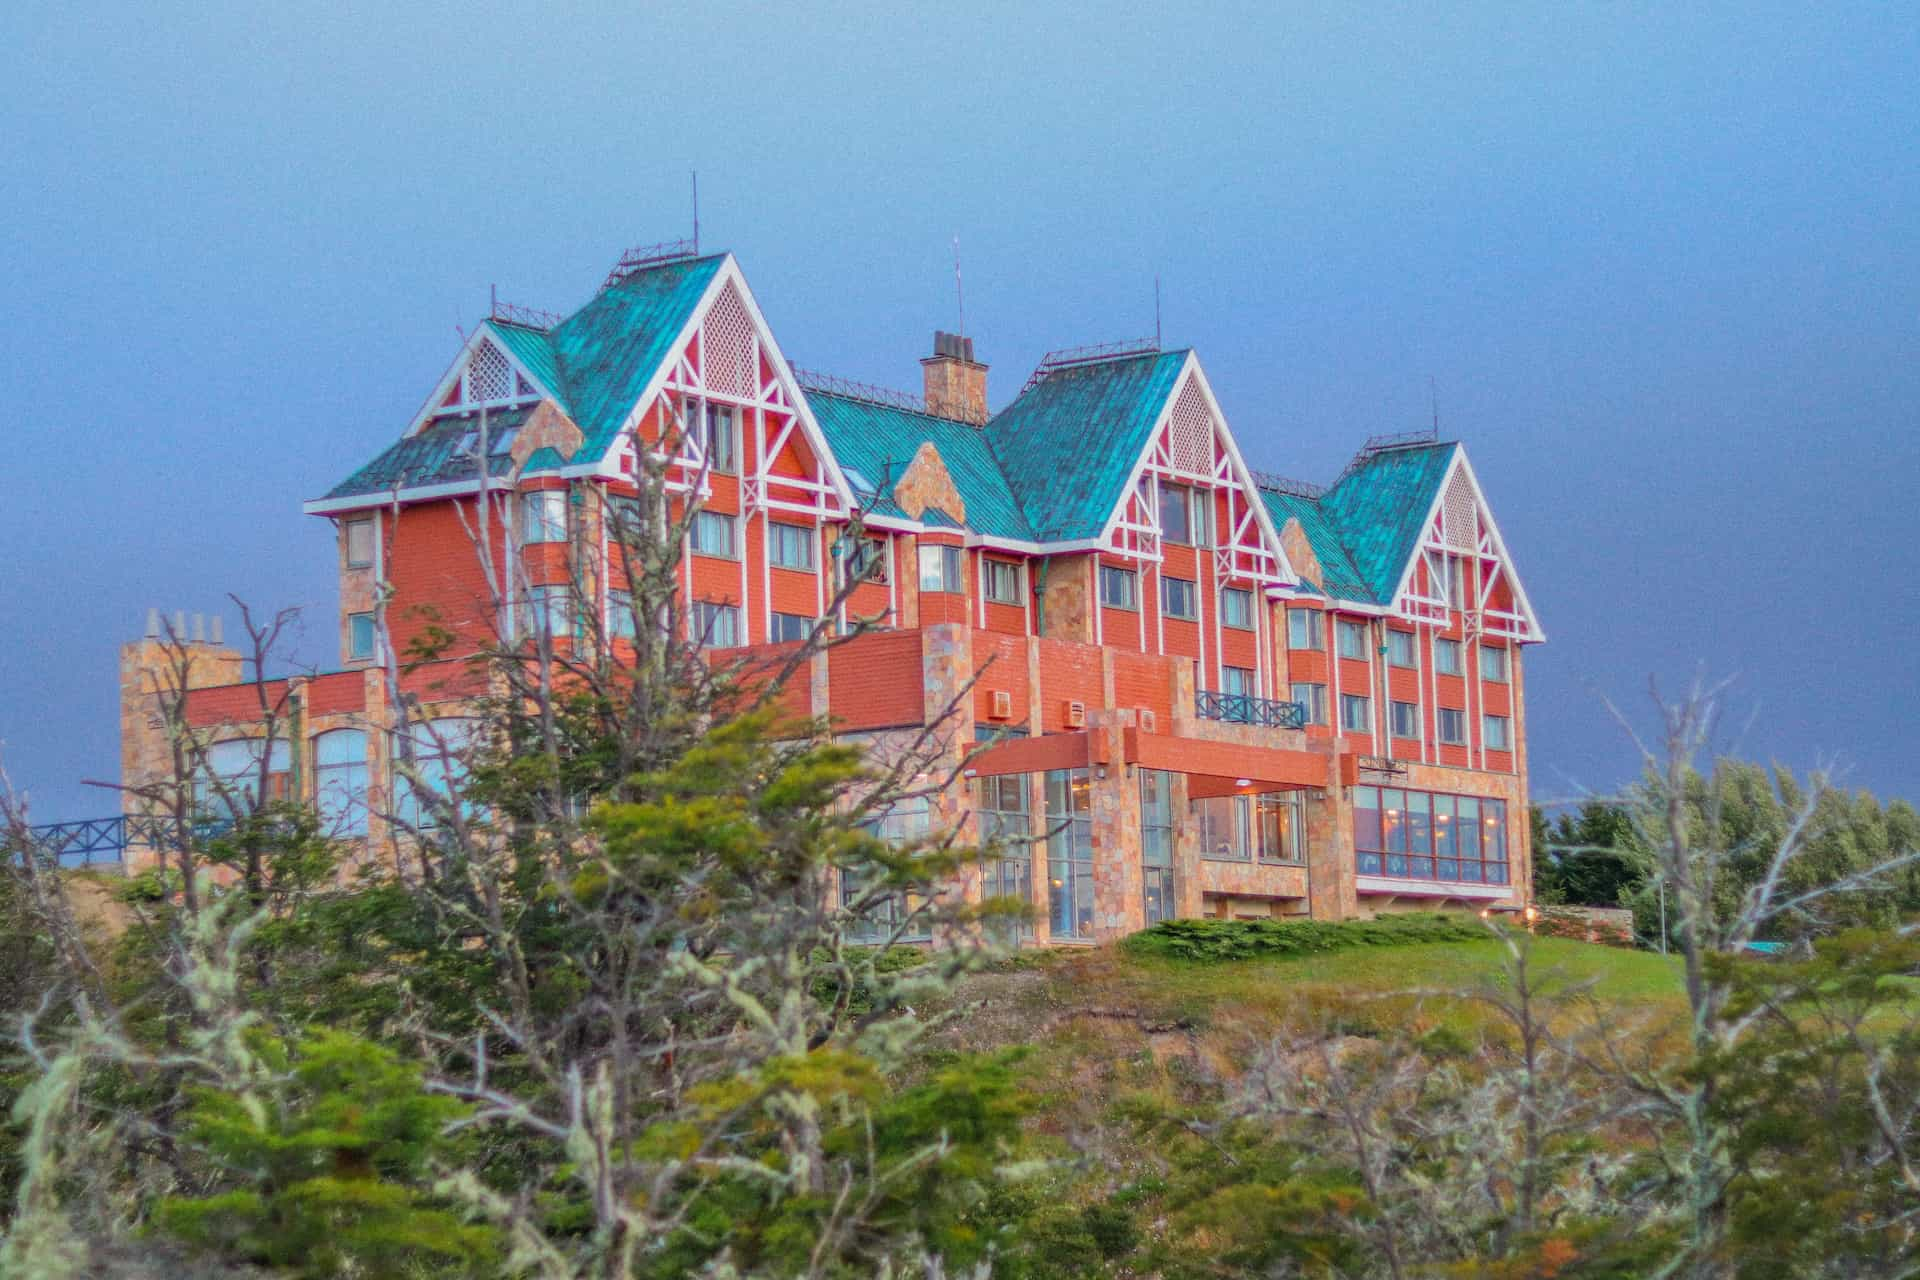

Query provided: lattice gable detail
[1394,452,1542,641]
[1106,363,1291,587]
[606,261,850,522]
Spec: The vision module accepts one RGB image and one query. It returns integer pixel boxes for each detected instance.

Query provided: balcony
[1195,689,1306,730]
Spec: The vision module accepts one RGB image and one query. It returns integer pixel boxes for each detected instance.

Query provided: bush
[1122,912,1489,962]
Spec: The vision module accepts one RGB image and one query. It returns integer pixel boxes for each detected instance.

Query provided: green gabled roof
[1258,486,1377,603]
[323,405,536,500]
[486,319,568,410]
[807,392,1034,540]
[1316,442,1458,603]
[545,253,726,461]
[983,350,1188,542]
[322,255,725,504]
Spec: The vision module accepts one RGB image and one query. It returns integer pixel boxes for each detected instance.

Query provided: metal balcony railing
[1196,690,1307,729]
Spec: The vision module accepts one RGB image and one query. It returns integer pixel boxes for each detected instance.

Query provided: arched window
[313,729,369,837]
[197,738,291,822]
[392,718,481,830]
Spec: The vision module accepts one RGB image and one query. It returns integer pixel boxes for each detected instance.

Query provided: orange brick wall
[828,630,924,730]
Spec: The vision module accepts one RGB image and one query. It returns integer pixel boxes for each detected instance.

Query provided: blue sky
[2,2,1915,820]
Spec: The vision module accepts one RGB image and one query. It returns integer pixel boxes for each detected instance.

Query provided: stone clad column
[1087,711,1143,940]
[920,623,979,913]
[1305,743,1358,919]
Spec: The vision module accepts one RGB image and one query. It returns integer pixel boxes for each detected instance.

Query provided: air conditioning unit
[988,689,1013,720]
[1138,708,1157,733]
[1065,700,1087,728]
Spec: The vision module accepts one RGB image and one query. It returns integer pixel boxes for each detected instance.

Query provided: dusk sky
[3,3,1915,821]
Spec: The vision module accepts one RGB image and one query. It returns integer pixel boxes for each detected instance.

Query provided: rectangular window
[520,584,574,640]
[1158,481,1193,545]
[1387,629,1416,668]
[344,519,374,568]
[347,612,376,660]
[1355,784,1508,885]
[521,490,568,544]
[769,522,815,571]
[1484,714,1512,750]
[770,611,811,643]
[1340,693,1372,733]
[1099,564,1137,610]
[314,729,369,837]
[983,558,1021,605]
[846,796,931,942]
[1194,794,1248,862]
[1140,768,1176,925]
[1045,769,1094,940]
[692,401,736,474]
[1481,645,1510,682]
[976,773,1032,941]
[1255,791,1305,864]
[1291,682,1328,725]
[1335,618,1369,660]
[1161,575,1197,620]
[690,600,740,649]
[1435,637,1464,675]
[1221,665,1254,697]
[918,544,964,593]
[1287,607,1322,649]
[844,535,889,586]
[1391,700,1420,739]
[690,510,736,560]
[1221,587,1255,630]
[608,588,636,640]
[1437,707,1467,745]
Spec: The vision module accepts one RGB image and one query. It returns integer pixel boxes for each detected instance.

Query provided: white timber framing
[1387,447,1545,644]
[402,322,556,438]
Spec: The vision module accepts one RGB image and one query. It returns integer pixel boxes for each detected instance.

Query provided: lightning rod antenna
[1154,274,1162,348]
[1430,376,1439,433]
[952,235,964,338]
[691,170,700,254]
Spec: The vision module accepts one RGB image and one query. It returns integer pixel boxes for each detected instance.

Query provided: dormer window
[455,424,520,457]
[453,340,537,410]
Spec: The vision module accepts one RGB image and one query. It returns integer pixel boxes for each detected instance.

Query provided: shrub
[1122,912,1489,962]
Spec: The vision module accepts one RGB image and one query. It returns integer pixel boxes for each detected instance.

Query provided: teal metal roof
[546,254,725,461]
[323,254,725,503]
[983,351,1188,542]
[1258,487,1377,602]
[323,405,536,500]
[807,392,1034,540]
[1316,443,1458,603]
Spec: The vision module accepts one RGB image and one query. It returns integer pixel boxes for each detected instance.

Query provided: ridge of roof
[1317,440,1460,604]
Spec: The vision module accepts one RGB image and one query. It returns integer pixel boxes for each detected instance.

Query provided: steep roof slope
[982,350,1189,542]
[1317,442,1457,603]
[1257,486,1376,602]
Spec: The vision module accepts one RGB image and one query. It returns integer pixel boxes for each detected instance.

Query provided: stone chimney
[920,330,987,423]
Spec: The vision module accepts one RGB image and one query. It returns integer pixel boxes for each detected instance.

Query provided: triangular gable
[1353,445,1544,641]
[405,325,558,437]
[1099,354,1296,586]
[587,257,856,516]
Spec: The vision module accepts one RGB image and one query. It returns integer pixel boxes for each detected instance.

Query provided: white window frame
[1220,587,1255,630]
[1387,629,1416,668]
[768,521,815,571]
[344,519,374,568]
[1099,564,1138,611]
[1484,713,1512,750]
[691,600,741,649]
[1162,575,1198,620]
[983,558,1022,605]
[1435,637,1464,676]
[1480,644,1510,682]
[1340,692,1372,733]
[1335,618,1369,660]
[521,490,568,545]
[1291,681,1328,725]
[1287,607,1322,650]
[1437,707,1468,745]
[347,612,376,660]
[690,510,738,561]
[1390,699,1420,739]
[918,544,964,593]
[770,611,812,643]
